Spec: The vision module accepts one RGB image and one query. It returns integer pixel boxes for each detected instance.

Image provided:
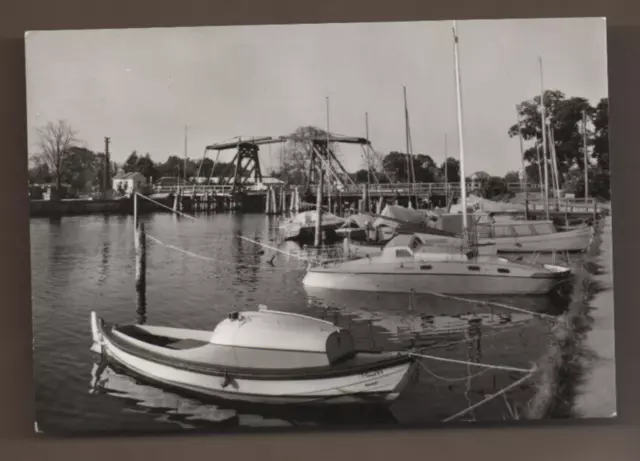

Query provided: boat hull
[302,268,567,295]
[479,226,592,253]
[418,227,592,253]
[90,315,416,406]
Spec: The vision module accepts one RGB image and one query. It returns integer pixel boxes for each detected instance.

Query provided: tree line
[29,89,610,200]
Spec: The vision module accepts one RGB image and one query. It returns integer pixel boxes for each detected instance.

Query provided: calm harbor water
[32,212,585,434]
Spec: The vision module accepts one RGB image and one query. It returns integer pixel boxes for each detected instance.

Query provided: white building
[112,172,147,196]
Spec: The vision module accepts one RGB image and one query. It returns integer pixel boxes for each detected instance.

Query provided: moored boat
[90,307,418,406]
[422,213,593,253]
[279,211,345,243]
[303,234,571,296]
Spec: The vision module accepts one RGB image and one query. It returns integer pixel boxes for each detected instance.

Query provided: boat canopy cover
[340,213,374,229]
[209,310,355,364]
[290,211,345,226]
[373,205,427,229]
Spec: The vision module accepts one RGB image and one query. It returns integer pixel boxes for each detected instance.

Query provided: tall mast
[452,21,469,243]
[365,112,371,186]
[444,133,448,198]
[183,125,188,184]
[403,86,416,203]
[538,57,550,220]
[582,109,589,200]
[516,105,529,214]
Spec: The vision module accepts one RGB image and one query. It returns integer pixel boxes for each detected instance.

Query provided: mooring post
[314,171,325,247]
[265,188,272,214]
[133,192,138,231]
[135,222,147,294]
[279,187,285,215]
[271,186,277,215]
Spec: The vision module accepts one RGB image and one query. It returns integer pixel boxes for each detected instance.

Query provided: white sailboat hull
[302,269,565,295]
[479,226,593,253]
[418,226,592,253]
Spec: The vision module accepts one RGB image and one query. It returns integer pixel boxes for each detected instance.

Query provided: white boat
[449,194,526,214]
[303,234,571,296]
[335,213,377,241]
[279,211,345,242]
[421,213,593,253]
[345,234,498,259]
[90,307,418,406]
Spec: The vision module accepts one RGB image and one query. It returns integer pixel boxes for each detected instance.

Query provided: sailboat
[301,22,572,296]
[419,211,593,253]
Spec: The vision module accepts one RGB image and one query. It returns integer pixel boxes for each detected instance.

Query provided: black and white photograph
[27,17,614,435]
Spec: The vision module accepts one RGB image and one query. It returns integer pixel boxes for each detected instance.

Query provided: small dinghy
[90,307,418,406]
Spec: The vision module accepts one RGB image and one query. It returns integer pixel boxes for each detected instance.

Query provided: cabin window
[494,226,514,238]
[497,268,511,274]
[467,265,481,271]
[534,223,554,234]
[420,265,432,270]
[513,225,534,236]
[395,249,412,258]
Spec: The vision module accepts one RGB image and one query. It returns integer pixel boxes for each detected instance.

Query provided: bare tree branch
[36,119,79,190]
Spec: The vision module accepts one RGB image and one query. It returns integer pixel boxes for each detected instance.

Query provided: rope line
[442,366,537,422]
[136,193,198,221]
[416,360,491,383]
[407,351,532,374]
[238,236,310,261]
[146,234,304,271]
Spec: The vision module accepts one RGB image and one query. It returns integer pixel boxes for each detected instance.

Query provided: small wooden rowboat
[90,307,418,406]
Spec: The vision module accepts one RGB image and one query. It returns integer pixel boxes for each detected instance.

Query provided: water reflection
[89,360,398,429]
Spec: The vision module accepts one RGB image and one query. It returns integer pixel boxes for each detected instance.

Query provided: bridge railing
[150,181,545,196]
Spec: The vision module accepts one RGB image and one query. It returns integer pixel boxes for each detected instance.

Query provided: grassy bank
[525,219,605,419]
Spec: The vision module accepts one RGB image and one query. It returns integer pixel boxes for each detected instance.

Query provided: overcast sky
[25,17,607,176]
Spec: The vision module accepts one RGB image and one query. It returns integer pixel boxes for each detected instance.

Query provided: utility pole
[104,137,111,198]
[184,125,188,184]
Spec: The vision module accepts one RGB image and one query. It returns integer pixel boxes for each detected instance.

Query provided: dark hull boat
[90,308,418,406]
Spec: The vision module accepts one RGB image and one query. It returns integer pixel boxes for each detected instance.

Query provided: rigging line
[135,193,198,221]
[416,360,492,383]
[407,351,533,374]
[146,234,304,271]
[238,236,310,261]
[442,366,537,423]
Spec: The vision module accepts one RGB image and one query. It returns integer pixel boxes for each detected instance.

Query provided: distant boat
[279,211,345,243]
[90,307,418,406]
[421,213,593,253]
[336,205,460,245]
[335,213,378,241]
[303,234,571,296]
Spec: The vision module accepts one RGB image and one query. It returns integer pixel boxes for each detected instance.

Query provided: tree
[28,154,53,184]
[508,90,594,182]
[438,157,460,183]
[61,146,98,193]
[123,151,140,173]
[36,120,79,192]
[123,150,159,181]
[504,170,521,184]
[591,97,609,172]
[275,126,335,186]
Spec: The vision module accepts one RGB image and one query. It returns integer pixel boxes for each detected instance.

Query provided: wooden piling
[265,188,272,214]
[271,186,277,214]
[279,187,285,215]
[135,222,146,294]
